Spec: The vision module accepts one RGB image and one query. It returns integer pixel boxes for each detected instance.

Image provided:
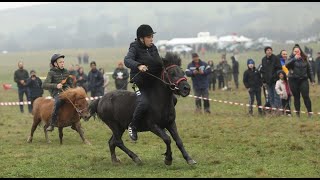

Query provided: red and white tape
[0,96,104,106]
[188,95,319,115]
[0,94,318,116]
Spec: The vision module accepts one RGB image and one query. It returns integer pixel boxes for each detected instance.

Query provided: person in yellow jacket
[279,50,289,75]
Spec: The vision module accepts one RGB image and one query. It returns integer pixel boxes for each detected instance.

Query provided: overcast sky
[0,2,56,11]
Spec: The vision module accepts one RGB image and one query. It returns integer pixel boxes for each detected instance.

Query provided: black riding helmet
[51,53,65,66]
[136,24,156,39]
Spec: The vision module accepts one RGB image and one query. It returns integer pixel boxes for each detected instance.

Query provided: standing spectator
[275,70,292,116]
[279,50,289,75]
[231,55,239,89]
[222,59,232,91]
[260,46,282,111]
[112,61,129,90]
[308,54,316,80]
[14,61,32,113]
[315,52,320,85]
[101,68,110,94]
[68,64,77,76]
[87,61,104,97]
[285,44,315,117]
[99,68,110,95]
[76,66,88,92]
[83,52,89,64]
[243,59,263,115]
[207,60,217,91]
[77,53,82,64]
[74,64,80,75]
[216,61,224,89]
[25,70,43,111]
[185,53,211,114]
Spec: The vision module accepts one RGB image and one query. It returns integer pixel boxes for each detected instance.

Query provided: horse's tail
[88,99,100,120]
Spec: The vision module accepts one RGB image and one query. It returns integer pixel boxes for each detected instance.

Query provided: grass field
[1,44,320,177]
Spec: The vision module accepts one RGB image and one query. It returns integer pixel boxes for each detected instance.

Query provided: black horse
[87,52,196,165]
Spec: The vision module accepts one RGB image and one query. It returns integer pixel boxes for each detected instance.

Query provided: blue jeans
[18,87,32,113]
[267,83,281,108]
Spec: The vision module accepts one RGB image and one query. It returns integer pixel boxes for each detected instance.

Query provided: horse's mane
[59,87,87,102]
[163,52,182,67]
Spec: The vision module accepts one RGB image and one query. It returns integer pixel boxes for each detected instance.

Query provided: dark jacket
[231,56,239,74]
[87,69,104,92]
[185,60,211,89]
[315,56,320,73]
[285,55,315,82]
[260,54,282,85]
[76,72,88,91]
[124,40,163,87]
[25,76,43,98]
[112,68,129,88]
[243,67,263,89]
[14,69,29,88]
[42,67,73,97]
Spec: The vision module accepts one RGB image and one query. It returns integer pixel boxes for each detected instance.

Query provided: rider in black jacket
[124,24,163,141]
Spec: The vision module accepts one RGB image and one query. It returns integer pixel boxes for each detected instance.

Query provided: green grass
[1,46,320,177]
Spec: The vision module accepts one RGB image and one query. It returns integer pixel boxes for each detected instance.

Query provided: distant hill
[0,2,319,51]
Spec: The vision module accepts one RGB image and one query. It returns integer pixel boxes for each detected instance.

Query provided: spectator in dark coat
[243,59,263,115]
[76,66,88,93]
[260,46,282,111]
[231,55,239,89]
[285,44,315,117]
[87,61,104,97]
[25,70,43,111]
[207,60,216,91]
[315,52,320,85]
[14,61,32,113]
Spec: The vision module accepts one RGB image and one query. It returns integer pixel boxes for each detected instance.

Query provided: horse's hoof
[164,159,172,166]
[27,137,32,143]
[133,156,142,165]
[187,159,197,165]
[84,140,92,145]
[112,157,121,165]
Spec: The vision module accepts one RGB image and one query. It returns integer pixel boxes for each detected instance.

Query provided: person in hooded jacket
[243,59,263,115]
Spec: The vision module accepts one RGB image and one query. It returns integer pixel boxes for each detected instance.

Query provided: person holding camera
[185,53,211,114]
[25,70,43,111]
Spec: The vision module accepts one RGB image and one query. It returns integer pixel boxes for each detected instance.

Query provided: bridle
[144,64,187,91]
[60,76,87,117]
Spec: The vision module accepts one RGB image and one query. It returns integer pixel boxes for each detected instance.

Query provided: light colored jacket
[275,79,291,100]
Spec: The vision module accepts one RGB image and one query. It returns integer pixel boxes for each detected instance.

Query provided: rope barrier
[0,94,316,116]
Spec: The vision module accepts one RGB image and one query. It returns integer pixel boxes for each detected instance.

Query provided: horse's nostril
[184,86,190,90]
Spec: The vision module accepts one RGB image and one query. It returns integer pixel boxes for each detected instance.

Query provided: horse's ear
[162,57,168,66]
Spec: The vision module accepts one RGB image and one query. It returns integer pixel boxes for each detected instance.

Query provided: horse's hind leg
[74,122,91,145]
[43,123,51,144]
[27,117,41,143]
[109,126,141,165]
[167,121,196,165]
[108,135,120,164]
[150,125,173,166]
[58,127,63,145]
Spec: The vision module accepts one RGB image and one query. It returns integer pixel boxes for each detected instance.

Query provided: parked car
[171,45,193,54]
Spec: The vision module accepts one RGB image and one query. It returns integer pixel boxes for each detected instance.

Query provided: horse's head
[59,87,91,120]
[162,52,191,97]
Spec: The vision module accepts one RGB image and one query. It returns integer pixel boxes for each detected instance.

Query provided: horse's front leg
[167,121,196,165]
[74,122,91,145]
[58,127,63,145]
[150,125,173,166]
